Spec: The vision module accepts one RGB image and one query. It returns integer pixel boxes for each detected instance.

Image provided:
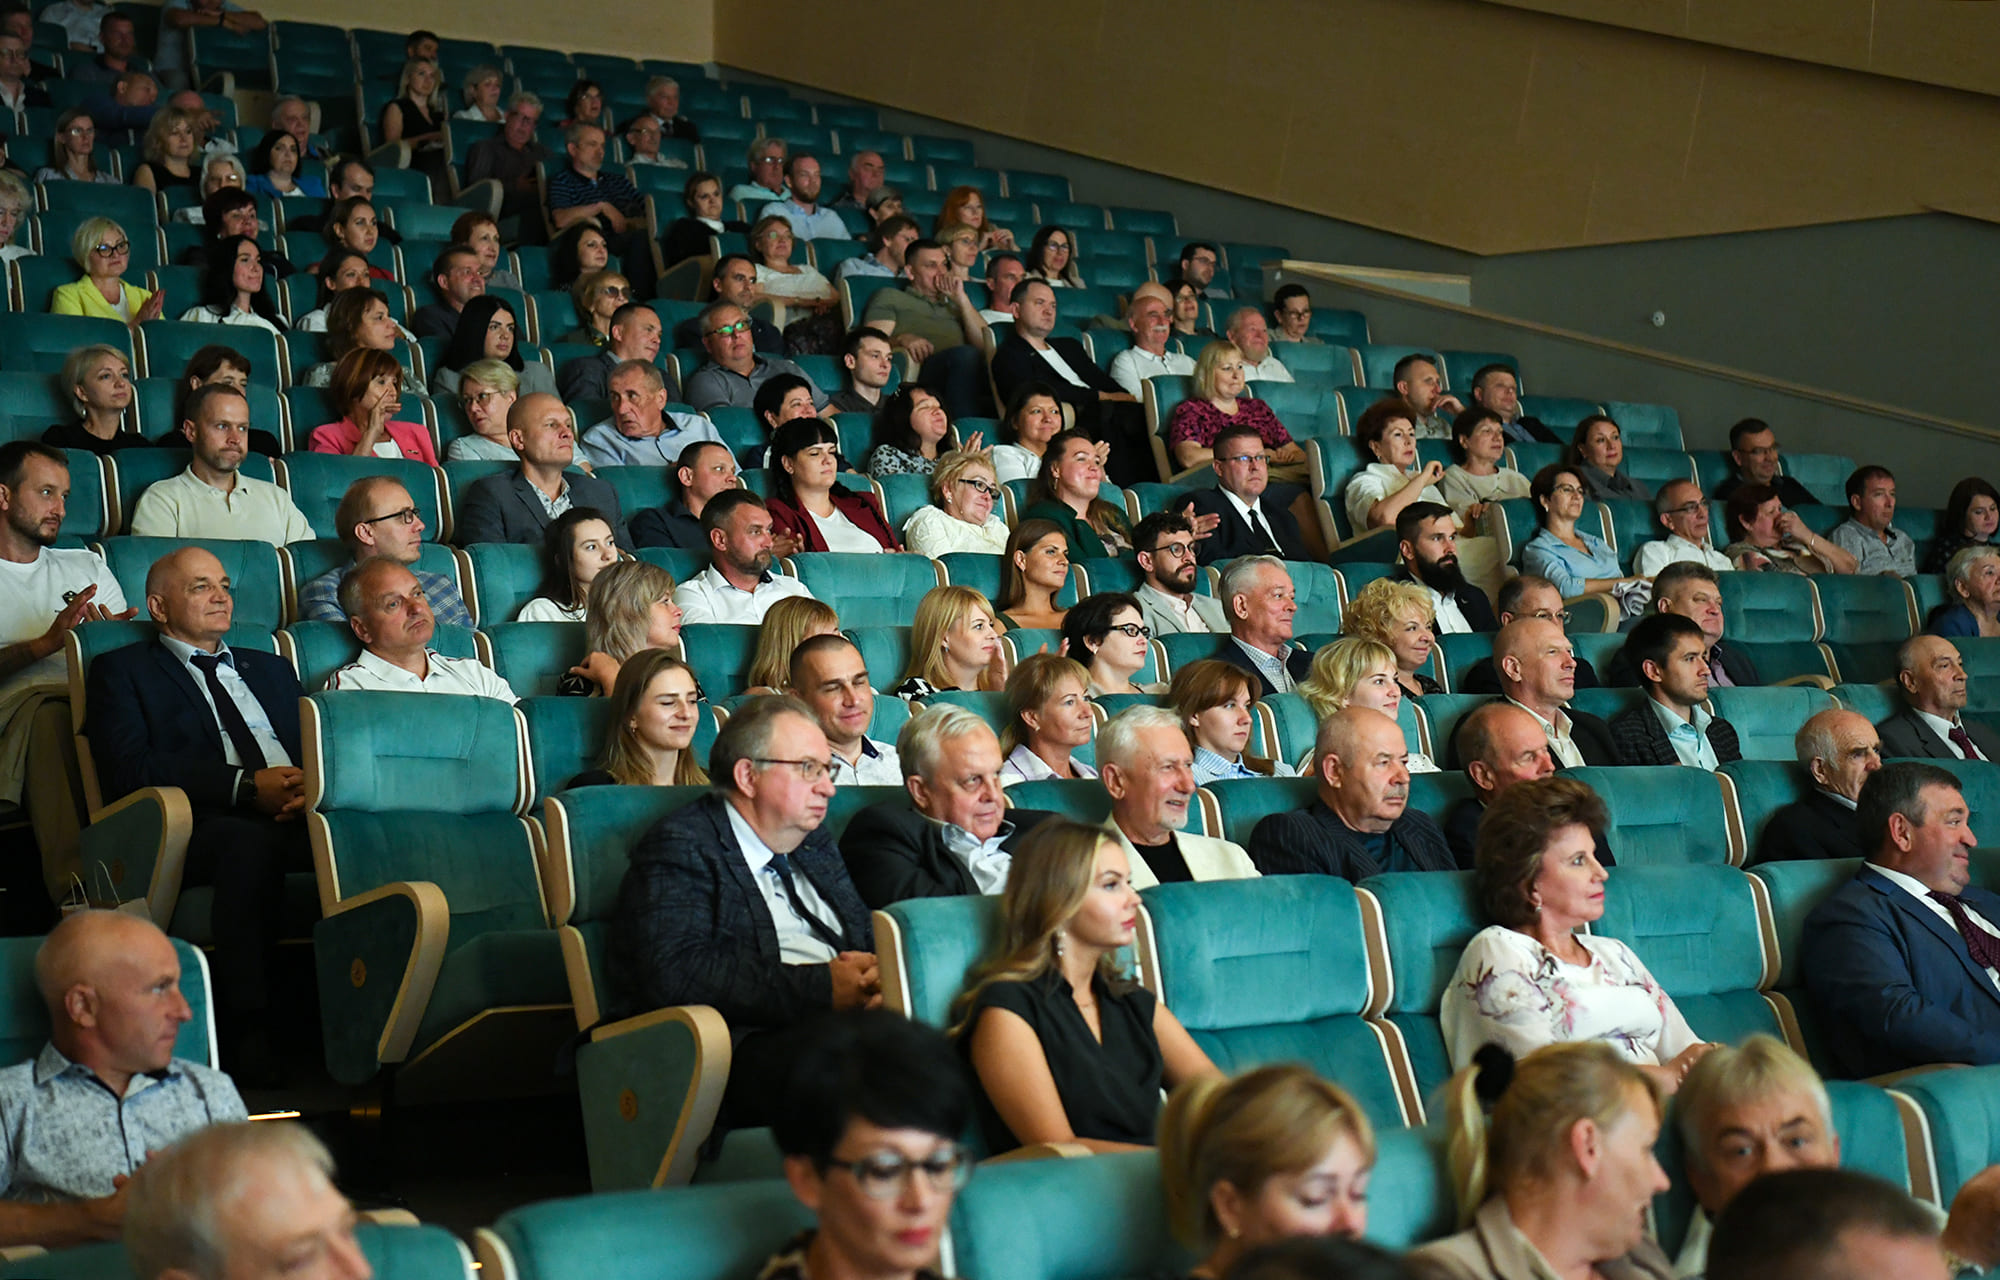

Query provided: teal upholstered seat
[1830,680,1897,722]
[782,552,940,627]
[1602,401,1684,450]
[844,627,911,693]
[1356,869,1482,1113]
[280,621,477,693]
[462,541,544,625]
[1199,776,1318,848]
[1708,686,1836,761]
[1564,766,1737,866]
[1406,771,1475,829]
[875,894,1000,1029]
[1001,779,1112,825]
[679,624,762,702]
[1364,1125,1456,1250]
[947,1151,1190,1280]
[1436,633,1493,693]
[481,621,588,697]
[1748,857,1864,1073]
[279,453,443,536]
[1813,573,1915,684]
[1717,759,1812,863]
[99,536,284,633]
[1888,1066,2000,1207]
[473,1181,814,1280]
[1597,865,1779,1046]
[1717,569,1835,684]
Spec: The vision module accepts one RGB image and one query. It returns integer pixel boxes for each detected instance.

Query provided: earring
[1054,931,1067,960]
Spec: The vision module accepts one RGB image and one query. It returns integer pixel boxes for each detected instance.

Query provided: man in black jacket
[1186,422,1311,564]
[1875,635,2000,762]
[989,280,1148,486]
[629,440,737,552]
[454,394,628,547]
[1392,502,1498,633]
[839,706,1055,907]
[1467,364,1559,445]
[1607,612,1742,768]
[1755,709,1881,864]
[1214,555,1312,696]
[1456,575,1601,695]
[1248,707,1453,880]
[609,696,877,1127]
[1453,618,1617,768]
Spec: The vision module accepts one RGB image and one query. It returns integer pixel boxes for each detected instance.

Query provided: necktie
[1930,891,2000,970]
[1949,723,1984,761]
[189,652,267,772]
[768,853,846,950]
[1247,506,1280,555]
[1706,648,1734,688]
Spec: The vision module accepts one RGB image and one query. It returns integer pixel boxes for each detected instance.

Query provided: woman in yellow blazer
[50,216,167,326]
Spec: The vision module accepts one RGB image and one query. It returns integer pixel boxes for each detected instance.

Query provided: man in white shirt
[788,634,899,787]
[580,361,720,469]
[1490,617,1617,767]
[1223,307,1292,383]
[672,490,815,625]
[130,386,315,546]
[1392,502,1500,633]
[726,137,788,206]
[1393,353,1463,439]
[1132,511,1227,636]
[326,558,518,702]
[979,252,1024,327]
[1098,706,1257,889]
[1108,285,1194,398]
[1877,635,2000,762]
[1635,480,1734,578]
[758,154,847,242]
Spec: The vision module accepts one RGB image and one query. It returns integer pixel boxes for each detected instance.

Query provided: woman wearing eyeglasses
[569,649,708,788]
[866,387,967,478]
[1521,465,1647,601]
[1345,397,1450,535]
[51,217,165,324]
[903,449,1009,556]
[1062,593,1165,696]
[35,109,115,185]
[765,1010,973,1280]
[999,653,1099,785]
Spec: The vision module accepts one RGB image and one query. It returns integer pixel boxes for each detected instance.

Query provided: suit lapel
[1860,868,2000,1010]
[149,642,225,755]
[1906,710,1951,758]
[511,473,553,531]
[707,799,785,960]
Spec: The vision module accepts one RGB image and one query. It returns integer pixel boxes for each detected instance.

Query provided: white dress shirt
[1632,534,1734,578]
[724,800,839,965]
[1107,346,1195,398]
[326,648,519,703]
[1508,697,1583,768]
[933,815,1016,894]
[830,737,903,787]
[1872,862,2000,991]
[672,565,815,626]
[157,636,293,784]
[1916,708,1987,760]
[1424,585,1472,634]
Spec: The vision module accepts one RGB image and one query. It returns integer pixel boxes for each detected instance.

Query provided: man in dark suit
[1213,555,1311,696]
[839,707,1054,906]
[1802,762,2000,1076]
[608,695,877,1127]
[1453,618,1617,768]
[989,279,1149,486]
[1456,576,1601,695]
[1876,635,2000,762]
[1467,365,1559,445]
[1248,707,1454,879]
[1392,502,1498,633]
[1608,613,1743,769]
[84,547,305,1076]
[1186,421,1311,564]
[1443,701,1614,869]
[1607,562,1762,689]
[629,440,737,552]
[454,393,628,547]
[1755,709,1882,864]
[556,302,673,406]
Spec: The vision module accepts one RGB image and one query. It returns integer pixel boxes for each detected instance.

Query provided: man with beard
[1391,502,1497,631]
[1458,575,1602,694]
[129,386,314,545]
[1245,707,1453,879]
[1132,511,1227,635]
[1187,422,1311,564]
[672,490,816,625]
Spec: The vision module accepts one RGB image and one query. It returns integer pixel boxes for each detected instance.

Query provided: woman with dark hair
[1924,476,2000,573]
[429,295,556,398]
[549,222,612,291]
[305,347,438,463]
[176,234,285,334]
[766,417,899,553]
[865,387,960,477]
[1565,414,1650,502]
[1719,482,1854,575]
[1018,429,1132,560]
[1166,278,1218,343]
[1023,224,1084,288]
[567,650,708,788]
[559,79,608,131]
[991,381,1068,485]
[1343,396,1447,533]
[1060,592,1162,695]
[518,507,621,623]
[295,249,409,335]
[1440,405,1529,531]
[243,128,326,200]
[168,345,280,456]
[301,287,419,390]
[1520,465,1643,601]
[319,197,395,281]
[995,519,1070,632]
[660,170,745,269]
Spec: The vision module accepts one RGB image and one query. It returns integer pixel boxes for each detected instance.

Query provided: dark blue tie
[768,853,845,950]
[189,651,267,771]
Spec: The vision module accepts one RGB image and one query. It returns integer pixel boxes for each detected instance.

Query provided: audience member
[892,586,1004,702]
[1340,578,1442,698]
[40,0,105,57]
[1634,560,1762,686]
[298,286,404,388]
[1456,576,1602,695]
[1721,481,1856,574]
[325,558,516,700]
[559,269,629,347]
[902,448,1009,555]
[306,348,438,464]
[41,343,144,456]
[1216,555,1309,696]
[451,209,521,290]
[621,114,679,170]
[77,70,150,139]
[854,237,994,416]
[1297,637,1440,773]
[609,696,878,1125]
[558,301,668,404]
[997,653,1097,785]
[129,386,313,544]
[1267,284,1320,345]
[456,63,502,122]
[175,189,292,279]
[1023,224,1084,288]
[836,214,919,288]
[1107,285,1194,397]
[1923,477,1999,574]
[627,439,735,550]
[684,302,825,412]
[128,103,200,193]
[1466,364,1558,444]
[751,373,825,463]
[672,489,816,624]
[50,216,164,324]
[563,559,684,696]
[1713,418,1819,506]
[1878,635,2000,760]
[568,650,706,787]
[676,252,785,353]
[1521,465,1646,603]
[314,197,393,283]
[1063,593,1163,696]
[1224,307,1292,383]
[990,381,1065,484]
[1708,1166,1955,1280]
[1929,546,2000,638]
[1099,704,1256,886]
[767,418,899,553]
[729,137,789,205]
[1246,707,1451,878]
[1438,406,1530,529]
[1393,501,1499,633]
[759,153,845,241]
[430,296,551,401]
[994,519,1070,631]
[453,393,627,547]
[748,215,841,331]
[34,108,112,184]
[1134,511,1227,636]
[864,386,954,477]
[1567,414,1649,502]
[167,345,281,456]
[1633,479,1731,576]
[1171,660,1292,784]
[1176,242,1223,299]
[1187,422,1310,564]
[408,245,484,341]
[549,222,613,293]
[297,477,468,625]
[991,279,1136,442]
[1754,709,1881,864]
[828,326,896,413]
[1481,618,1617,767]
[830,149,883,210]
[1829,465,1916,576]
[1166,341,1307,478]
[745,596,839,694]
[462,94,549,242]
[1019,429,1133,560]
[636,75,699,140]
[779,633,893,788]
[1444,702,1561,868]
[980,251,1026,324]
[952,817,1220,1152]
[581,361,718,469]
[659,170,746,269]
[1390,354,1460,439]
[515,507,618,622]
[243,127,323,200]
[935,187,1014,252]
[1803,761,2000,1075]
[1607,613,1740,769]
[378,57,446,182]
[1346,398,1449,534]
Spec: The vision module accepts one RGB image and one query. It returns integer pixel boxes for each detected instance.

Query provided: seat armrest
[1776,673,1836,690]
[981,1142,1094,1163]
[313,881,450,1084]
[79,786,192,924]
[576,1004,731,1190]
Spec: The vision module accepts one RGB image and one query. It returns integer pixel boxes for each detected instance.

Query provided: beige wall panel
[1684,0,1876,69]
[255,0,713,61]
[1868,1,2000,97]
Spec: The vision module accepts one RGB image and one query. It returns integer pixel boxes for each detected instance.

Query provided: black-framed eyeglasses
[1105,622,1152,640]
[1147,540,1194,560]
[824,1148,971,1200]
[1665,501,1709,516]
[91,240,129,256]
[956,477,998,498]
[363,506,420,527]
[753,756,833,782]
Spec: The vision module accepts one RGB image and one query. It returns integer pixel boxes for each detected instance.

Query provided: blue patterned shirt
[297,563,472,627]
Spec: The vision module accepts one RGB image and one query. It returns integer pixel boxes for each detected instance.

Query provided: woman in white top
[518,507,622,623]
[748,214,838,308]
[1439,405,1530,532]
[0,170,31,264]
[178,234,286,335]
[445,358,520,463]
[1169,660,1296,785]
[903,448,1009,556]
[1441,776,1715,1095]
[1062,593,1165,696]
[1343,395,1449,534]
[999,653,1099,785]
[455,65,504,123]
[1296,637,1439,773]
[991,381,1067,485]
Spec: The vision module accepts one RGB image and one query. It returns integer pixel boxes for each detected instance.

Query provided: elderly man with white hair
[837,705,1057,907]
[1107,283,1194,398]
[1214,555,1309,697]
[1224,306,1292,383]
[1096,705,1256,888]
[1753,708,1880,865]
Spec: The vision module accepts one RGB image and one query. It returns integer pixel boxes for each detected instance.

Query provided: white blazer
[1099,816,1259,891]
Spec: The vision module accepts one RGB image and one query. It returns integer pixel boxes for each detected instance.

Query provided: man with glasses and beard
[1390,501,1497,632]
[1187,422,1310,564]
[1132,511,1227,636]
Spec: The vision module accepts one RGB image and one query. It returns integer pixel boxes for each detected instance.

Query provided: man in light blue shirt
[579,360,721,468]
[1607,612,1742,769]
[759,154,848,242]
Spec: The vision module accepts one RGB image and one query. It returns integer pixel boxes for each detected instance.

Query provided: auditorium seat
[461,542,543,625]
[948,1151,1190,1280]
[302,690,571,1093]
[282,540,462,626]
[1958,637,2000,714]
[1519,395,1602,431]
[478,621,588,697]
[281,620,478,694]
[678,624,760,701]
[45,449,108,538]
[843,626,910,692]
[1911,757,2000,821]
[1406,770,1475,829]
[1707,686,1836,761]
[1564,765,1738,865]
[780,552,941,628]
[277,454,445,539]
[1568,686,1648,724]
[1416,693,1493,758]
[1718,572,1837,686]
[1597,864,1782,1044]
[1716,759,1812,862]
[1437,350,1516,391]
[1815,573,1916,683]
[1356,868,1483,1115]
[1602,401,1685,451]
[473,1179,814,1280]
[1140,876,1412,1130]
[137,320,285,385]
[1001,778,1112,824]
[1829,680,1897,721]
[874,893,1000,1028]
[1365,1126,1457,1249]
[0,1220,476,1280]
[99,536,284,633]
[1270,342,1360,384]
[1892,1064,2000,1208]
[1747,856,1862,1072]
[1196,776,1317,847]
[0,314,130,373]
[1779,452,1856,505]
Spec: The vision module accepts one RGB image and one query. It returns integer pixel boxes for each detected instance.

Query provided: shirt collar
[159,634,232,666]
[925,812,1014,855]
[723,795,782,875]
[33,1042,178,1091]
[1915,707,1967,740]
[1505,696,1572,738]
[356,646,437,682]
[1648,694,1711,736]
[1820,788,1859,810]
[700,564,774,594]
[1193,746,1253,778]
[1871,861,1941,905]
[1219,486,1262,522]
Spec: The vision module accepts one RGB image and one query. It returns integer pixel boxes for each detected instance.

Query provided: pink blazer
[306,418,439,466]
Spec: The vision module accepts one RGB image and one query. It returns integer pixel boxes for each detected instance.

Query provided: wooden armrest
[80,786,192,924]
[981,1141,1094,1164]
[577,1004,732,1189]
[1868,1062,1968,1087]
[313,881,450,1083]
[1776,673,1836,690]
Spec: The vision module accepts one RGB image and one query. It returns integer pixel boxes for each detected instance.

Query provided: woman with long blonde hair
[572,649,709,788]
[951,819,1218,1153]
[563,561,684,697]
[893,585,1006,702]
[744,596,840,693]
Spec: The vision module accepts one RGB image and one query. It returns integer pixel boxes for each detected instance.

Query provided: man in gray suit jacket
[453,392,628,547]
[1876,636,2000,763]
[1132,511,1227,635]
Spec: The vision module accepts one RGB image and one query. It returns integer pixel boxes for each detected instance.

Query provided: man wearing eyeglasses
[1714,418,1821,506]
[1186,422,1310,565]
[296,477,470,627]
[1457,575,1603,695]
[0,33,48,112]
[670,254,785,355]
[1132,511,1227,636]
[684,301,829,415]
[612,695,879,1128]
[326,558,517,703]
[728,137,790,206]
[558,301,671,406]
[1635,479,1733,577]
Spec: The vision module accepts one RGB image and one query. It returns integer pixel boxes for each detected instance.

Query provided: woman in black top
[659,171,745,270]
[565,648,707,789]
[42,342,147,455]
[379,58,448,184]
[950,818,1218,1153]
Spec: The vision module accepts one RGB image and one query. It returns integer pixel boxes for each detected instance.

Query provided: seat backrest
[1000,779,1112,824]
[1706,686,1835,761]
[1717,759,1811,862]
[99,536,284,633]
[0,935,214,1070]
[1884,1066,2000,1208]
[1364,1125,1456,1250]
[1406,771,1475,827]
[1721,582,1818,656]
[1597,865,1777,1044]
[1565,765,1736,866]
[782,552,938,628]
[1356,870,1482,1106]
[480,1181,815,1280]
[1813,573,1915,645]
[876,894,1001,1029]
[1142,877,1409,1129]
[678,624,761,703]
[279,453,443,536]
[1283,559,1342,633]
[1829,680,1897,722]
[482,621,589,698]
[462,541,543,625]
[947,1151,1189,1280]
[1912,757,2000,822]
[1200,776,1319,848]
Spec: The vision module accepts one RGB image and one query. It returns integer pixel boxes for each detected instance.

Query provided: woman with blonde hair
[903,449,1010,556]
[1412,1041,1673,1279]
[42,343,142,456]
[1164,342,1308,480]
[446,358,521,462]
[564,560,685,696]
[379,58,448,179]
[951,818,1219,1153]
[570,649,709,788]
[1159,1065,1377,1278]
[1170,660,1292,784]
[50,216,164,323]
[893,585,1006,702]
[936,221,982,281]
[561,270,631,347]
[998,652,1097,785]
[1298,637,1438,772]
[130,105,200,193]
[1342,578,1442,697]
[456,64,504,122]
[744,596,841,693]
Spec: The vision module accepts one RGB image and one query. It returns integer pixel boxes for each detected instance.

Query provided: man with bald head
[1107,284,1194,398]
[326,559,517,703]
[0,911,244,1246]
[1444,701,1569,868]
[1246,707,1453,879]
[1755,710,1883,864]
[1877,635,2000,762]
[296,476,469,625]
[86,549,304,1071]
[1471,617,1617,767]
[451,393,627,547]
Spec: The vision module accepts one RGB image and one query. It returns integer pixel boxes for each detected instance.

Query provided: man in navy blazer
[1213,555,1312,696]
[84,547,306,1070]
[452,392,628,547]
[609,695,877,1127]
[1802,761,2000,1077]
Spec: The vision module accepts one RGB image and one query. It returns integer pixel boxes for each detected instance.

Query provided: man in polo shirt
[0,909,246,1245]
[859,240,991,420]
[129,385,314,546]
[579,361,720,468]
[629,441,738,552]
[1108,285,1194,397]
[326,559,518,702]
[759,154,846,241]
[789,634,900,787]
[558,302,669,404]
[672,491,815,625]
[682,302,827,414]
[547,121,655,299]
[1830,465,1917,577]
[296,476,470,626]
